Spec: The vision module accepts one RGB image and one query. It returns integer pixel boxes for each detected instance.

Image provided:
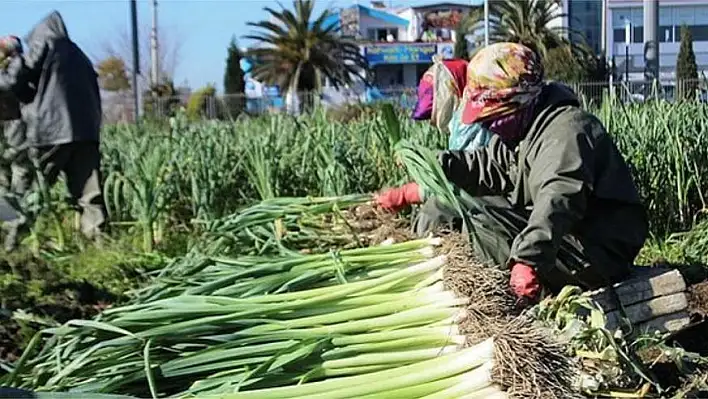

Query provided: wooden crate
[587,268,691,335]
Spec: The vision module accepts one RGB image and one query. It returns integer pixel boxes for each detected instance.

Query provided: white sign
[244,77,263,98]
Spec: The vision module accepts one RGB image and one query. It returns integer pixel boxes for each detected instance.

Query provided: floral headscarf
[412,58,468,134]
[461,42,543,125]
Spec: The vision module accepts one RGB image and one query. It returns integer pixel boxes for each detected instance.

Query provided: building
[243,1,476,111]
[561,0,604,54]
[560,0,708,81]
[325,2,476,88]
[608,0,708,81]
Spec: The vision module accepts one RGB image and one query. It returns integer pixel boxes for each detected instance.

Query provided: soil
[688,281,708,316]
[640,280,708,397]
[0,255,116,364]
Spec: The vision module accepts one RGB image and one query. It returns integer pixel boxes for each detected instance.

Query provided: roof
[356,5,409,26]
[309,4,411,34]
[321,13,341,30]
[410,2,478,12]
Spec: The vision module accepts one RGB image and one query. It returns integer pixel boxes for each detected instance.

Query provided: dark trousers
[5,142,107,240]
[413,196,634,292]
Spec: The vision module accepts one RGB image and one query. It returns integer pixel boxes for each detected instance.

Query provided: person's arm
[508,123,596,274]
[20,39,48,88]
[438,135,516,197]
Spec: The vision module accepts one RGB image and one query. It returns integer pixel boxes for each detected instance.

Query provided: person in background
[376,43,648,300]
[419,22,437,43]
[0,11,107,251]
[411,56,492,151]
[0,36,34,249]
[408,56,493,239]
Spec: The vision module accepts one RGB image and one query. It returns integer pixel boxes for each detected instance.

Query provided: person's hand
[509,263,541,300]
[374,182,423,213]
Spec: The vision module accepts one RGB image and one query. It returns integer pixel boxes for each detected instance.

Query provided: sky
[3,0,477,92]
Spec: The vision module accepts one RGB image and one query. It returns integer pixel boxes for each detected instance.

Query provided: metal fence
[100,79,708,123]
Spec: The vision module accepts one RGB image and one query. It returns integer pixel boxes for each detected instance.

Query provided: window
[690,25,708,41]
[660,26,673,43]
[612,26,643,44]
[568,0,602,53]
[610,5,708,45]
[367,28,398,41]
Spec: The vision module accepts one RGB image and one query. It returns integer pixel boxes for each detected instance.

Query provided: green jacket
[438,83,648,276]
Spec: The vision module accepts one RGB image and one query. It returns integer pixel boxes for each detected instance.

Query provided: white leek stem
[419,361,494,399]
[219,338,495,399]
[331,326,461,346]
[417,245,436,258]
[414,268,444,290]
[457,385,508,399]
[323,345,461,369]
[379,238,395,246]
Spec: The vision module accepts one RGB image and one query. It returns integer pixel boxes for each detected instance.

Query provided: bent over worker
[375,43,648,300]
[0,11,107,250]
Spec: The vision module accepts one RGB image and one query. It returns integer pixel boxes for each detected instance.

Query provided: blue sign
[264,86,280,96]
[365,43,438,66]
[440,45,454,60]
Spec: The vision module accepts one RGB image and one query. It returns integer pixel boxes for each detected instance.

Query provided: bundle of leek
[200,194,375,256]
[4,235,578,399]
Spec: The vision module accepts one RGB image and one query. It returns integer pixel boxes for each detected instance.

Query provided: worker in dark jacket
[0,11,106,250]
[375,43,648,300]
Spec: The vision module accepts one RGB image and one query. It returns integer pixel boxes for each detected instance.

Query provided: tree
[245,0,369,109]
[460,0,569,59]
[453,29,468,59]
[96,56,131,92]
[186,85,218,120]
[543,45,608,83]
[676,25,698,101]
[92,23,183,93]
[143,80,182,119]
[223,37,245,118]
[543,45,609,104]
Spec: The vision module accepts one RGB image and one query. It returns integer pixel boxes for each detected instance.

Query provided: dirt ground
[688,281,708,316]
[643,281,708,397]
[0,256,115,363]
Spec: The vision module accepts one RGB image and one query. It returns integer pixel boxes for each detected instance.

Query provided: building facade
[560,0,708,81]
[325,2,474,89]
[563,0,604,54]
[607,0,708,81]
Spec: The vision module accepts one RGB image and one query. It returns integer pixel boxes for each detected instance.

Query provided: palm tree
[245,0,368,107]
[461,0,572,59]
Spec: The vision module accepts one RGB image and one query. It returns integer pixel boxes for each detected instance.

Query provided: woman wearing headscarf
[405,57,494,227]
[376,43,648,300]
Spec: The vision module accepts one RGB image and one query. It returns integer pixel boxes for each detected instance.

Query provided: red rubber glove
[375,182,423,213]
[509,263,541,300]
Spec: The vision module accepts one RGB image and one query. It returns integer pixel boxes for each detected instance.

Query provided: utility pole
[601,0,607,56]
[643,0,659,96]
[130,0,140,123]
[602,0,613,93]
[625,19,631,83]
[151,0,160,86]
[483,0,489,46]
